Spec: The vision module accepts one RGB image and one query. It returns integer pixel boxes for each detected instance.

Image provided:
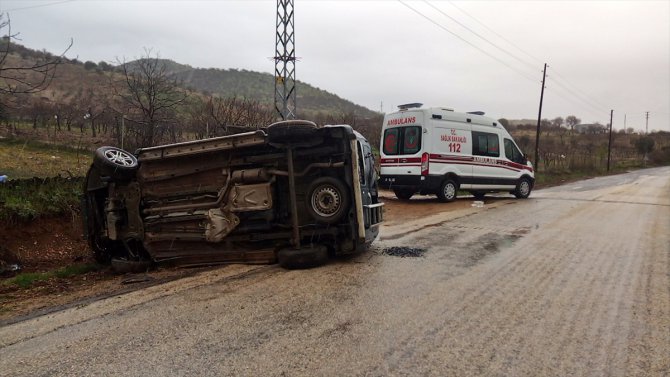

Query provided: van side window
[383,126,421,155]
[472,131,500,157]
[504,138,525,164]
[357,141,366,184]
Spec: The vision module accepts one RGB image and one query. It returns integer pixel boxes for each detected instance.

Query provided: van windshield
[383,126,421,155]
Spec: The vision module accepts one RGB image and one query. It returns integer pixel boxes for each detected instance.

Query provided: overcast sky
[1,0,668,131]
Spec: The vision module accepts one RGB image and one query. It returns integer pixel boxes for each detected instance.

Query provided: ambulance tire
[437,179,458,202]
[514,177,532,199]
[393,188,414,201]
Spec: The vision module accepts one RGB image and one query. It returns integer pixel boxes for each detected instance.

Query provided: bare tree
[565,115,581,131]
[0,13,71,96]
[114,49,187,147]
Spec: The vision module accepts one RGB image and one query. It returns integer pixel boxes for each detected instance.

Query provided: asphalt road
[1,167,669,376]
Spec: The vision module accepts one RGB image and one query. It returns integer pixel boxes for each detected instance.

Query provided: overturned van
[379,103,534,201]
[82,121,383,269]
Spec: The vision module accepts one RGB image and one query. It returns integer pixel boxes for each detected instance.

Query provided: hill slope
[127,58,379,118]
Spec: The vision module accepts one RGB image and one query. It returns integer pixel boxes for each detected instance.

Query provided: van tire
[306,177,350,224]
[393,188,414,201]
[267,120,319,145]
[93,146,138,180]
[514,177,532,199]
[278,245,328,269]
[437,179,458,202]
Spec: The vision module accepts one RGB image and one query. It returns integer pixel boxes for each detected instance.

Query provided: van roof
[394,106,501,128]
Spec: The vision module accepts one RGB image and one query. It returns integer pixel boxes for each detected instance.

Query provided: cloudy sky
[1,0,668,131]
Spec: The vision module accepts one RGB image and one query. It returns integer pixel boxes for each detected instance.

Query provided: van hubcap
[444,184,456,199]
[312,186,341,217]
[520,181,530,196]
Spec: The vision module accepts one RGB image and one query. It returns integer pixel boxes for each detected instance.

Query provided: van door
[471,130,510,188]
[502,138,528,179]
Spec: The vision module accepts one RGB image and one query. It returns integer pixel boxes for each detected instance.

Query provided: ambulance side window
[504,138,525,164]
[383,126,421,155]
[472,131,500,157]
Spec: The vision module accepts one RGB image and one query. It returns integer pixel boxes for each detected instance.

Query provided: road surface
[1,167,669,376]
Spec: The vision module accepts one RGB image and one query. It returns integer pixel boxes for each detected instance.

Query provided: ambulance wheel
[306,177,350,224]
[393,188,414,201]
[514,177,532,199]
[437,179,458,202]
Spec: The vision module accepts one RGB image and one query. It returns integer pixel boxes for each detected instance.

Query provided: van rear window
[383,126,422,155]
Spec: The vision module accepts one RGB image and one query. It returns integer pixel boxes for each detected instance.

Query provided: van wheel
[393,188,414,201]
[267,120,320,146]
[93,146,138,180]
[278,245,328,269]
[437,179,458,202]
[306,177,350,224]
[514,177,532,199]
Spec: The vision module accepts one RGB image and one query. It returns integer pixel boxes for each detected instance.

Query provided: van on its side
[379,103,534,202]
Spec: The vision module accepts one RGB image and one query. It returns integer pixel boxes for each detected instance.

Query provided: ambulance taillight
[421,152,429,176]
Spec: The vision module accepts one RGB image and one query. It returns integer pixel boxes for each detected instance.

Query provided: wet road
[1,167,669,376]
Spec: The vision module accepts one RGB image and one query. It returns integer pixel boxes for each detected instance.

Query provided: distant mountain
[147,59,379,119]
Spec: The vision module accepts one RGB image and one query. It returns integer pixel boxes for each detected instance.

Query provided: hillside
[2,42,378,119]
[124,58,379,119]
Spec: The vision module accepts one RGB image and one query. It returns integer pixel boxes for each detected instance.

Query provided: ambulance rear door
[380,111,424,179]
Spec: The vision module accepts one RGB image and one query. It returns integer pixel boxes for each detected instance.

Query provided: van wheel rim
[104,149,135,167]
[520,181,530,196]
[312,186,341,217]
[445,184,456,199]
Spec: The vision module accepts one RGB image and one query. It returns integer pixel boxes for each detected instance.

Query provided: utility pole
[534,63,547,171]
[645,111,649,134]
[607,109,613,172]
[624,113,627,133]
[274,0,297,120]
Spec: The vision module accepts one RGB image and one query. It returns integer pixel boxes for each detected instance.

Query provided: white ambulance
[379,103,534,202]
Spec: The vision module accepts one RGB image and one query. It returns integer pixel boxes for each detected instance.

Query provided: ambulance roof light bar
[467,111,485,116]
[397,103,423,110]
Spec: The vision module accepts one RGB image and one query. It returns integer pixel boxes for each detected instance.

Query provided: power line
[0,0,76,12]
[398,0,539,84]
[447,0,544,66]
[445,1,619,122]
[547,67,610,110]
[546,75,610,114]
[424,1,538,72]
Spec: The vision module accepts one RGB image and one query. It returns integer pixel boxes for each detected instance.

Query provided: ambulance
[379,103,534,202]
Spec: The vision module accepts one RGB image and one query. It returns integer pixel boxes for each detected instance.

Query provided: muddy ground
[0,190,482,322]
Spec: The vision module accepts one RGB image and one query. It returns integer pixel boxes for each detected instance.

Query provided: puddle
[382,247,427,258]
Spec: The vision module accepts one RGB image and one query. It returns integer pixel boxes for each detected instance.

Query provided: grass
[2,264,101,289]
[0,137,93,179]
[0,136,93,221]
[0,176,84,222]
